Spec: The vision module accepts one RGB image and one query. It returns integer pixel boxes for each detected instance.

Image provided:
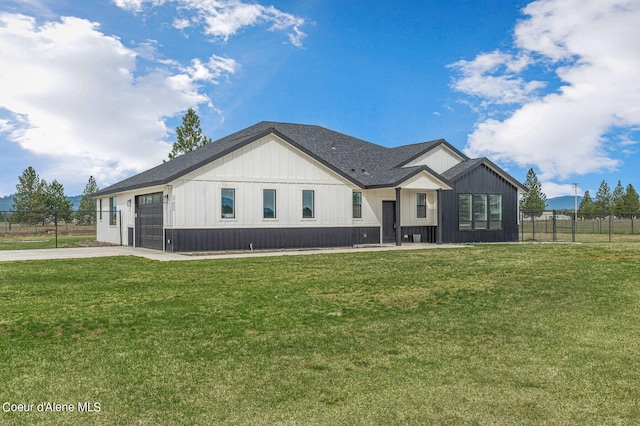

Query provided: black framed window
[490,194,503,229]
[459,194,472,230]
[302,190,314,218]
[221,188,235,218]
[473,194,487,229]
[459,193,502,231]
[353,191,362,219]
[109,197,117,226]
[417,193,427,218]
[263,189,276,219]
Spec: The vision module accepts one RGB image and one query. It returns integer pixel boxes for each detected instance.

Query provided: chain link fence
[520,210,640,243]
[0,210,121,250]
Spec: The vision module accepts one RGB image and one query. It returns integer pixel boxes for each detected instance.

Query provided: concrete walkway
[0,243,467,263]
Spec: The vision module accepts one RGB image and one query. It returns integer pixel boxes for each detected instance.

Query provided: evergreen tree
[44,180,73,221]
[78,176,99,224]
[12,166,46,224]
[594,180,612,215]
[578,190,594,218]
[167,108,212,161]
[611,180,626,215]
[623,184,640,217]
[519,168,547,216]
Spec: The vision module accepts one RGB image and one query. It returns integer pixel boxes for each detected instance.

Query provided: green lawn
[1,244,639,425]
[0,234,97,250]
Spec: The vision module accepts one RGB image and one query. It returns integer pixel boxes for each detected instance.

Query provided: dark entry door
[382,201,396,243]
[136,192,164,250]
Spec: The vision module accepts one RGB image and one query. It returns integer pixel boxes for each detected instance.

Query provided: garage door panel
[136,192,164,250]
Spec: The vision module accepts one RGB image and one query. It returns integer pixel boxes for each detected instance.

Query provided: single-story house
[93,121,526,251]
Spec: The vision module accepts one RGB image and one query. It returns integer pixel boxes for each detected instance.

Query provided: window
[459,194,472,230]
[353,191,362,219]
[263,189,276,219]
[473,194,487,229]
[302,190,314,218]
[459,193,503,231]
[417,193,427,218]
[109,197,117,226]
[490,195,503,229]
[221,188,235,218]
[99,199,103,221]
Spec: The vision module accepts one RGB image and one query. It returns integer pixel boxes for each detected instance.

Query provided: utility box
[413,234,421,243]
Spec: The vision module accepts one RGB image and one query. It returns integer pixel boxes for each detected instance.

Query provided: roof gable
[441,158,528,193]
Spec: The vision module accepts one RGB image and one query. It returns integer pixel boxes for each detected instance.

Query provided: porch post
[437,189,443,244]
[395,187,402,246]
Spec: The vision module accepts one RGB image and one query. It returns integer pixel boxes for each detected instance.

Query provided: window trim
[263,189,277,219]
[109,196,117,226]
[302,190,315,219]
[416,192,427,219]
[221,188,235,219]
[353,191,362,219]
[459,193,503,231]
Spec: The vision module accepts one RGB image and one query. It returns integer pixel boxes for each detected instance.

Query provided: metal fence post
[609,213,612,243]
[572,213,576,243]
[552,210,557,242]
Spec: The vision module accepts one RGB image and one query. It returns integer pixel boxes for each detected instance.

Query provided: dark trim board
[165,226,381,252]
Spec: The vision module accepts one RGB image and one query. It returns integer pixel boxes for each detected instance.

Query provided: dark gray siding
[400,226,438,243]
[165,226,380,252]
[440,164,520,243]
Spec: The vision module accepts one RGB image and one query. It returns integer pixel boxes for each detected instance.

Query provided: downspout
[437,189,443,244]
[395,187,402,246]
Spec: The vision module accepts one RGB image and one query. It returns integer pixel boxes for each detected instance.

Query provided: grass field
[0,223,96,250]
[1,244,639,424]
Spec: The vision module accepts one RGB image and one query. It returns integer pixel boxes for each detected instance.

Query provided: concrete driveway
[0,243,467,263]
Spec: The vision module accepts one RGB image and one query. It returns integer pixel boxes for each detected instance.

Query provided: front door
[382,201,396,243]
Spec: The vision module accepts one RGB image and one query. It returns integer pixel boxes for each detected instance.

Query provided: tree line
[519,168,640,216]
[5,167,99,225]
[579,180,640,216]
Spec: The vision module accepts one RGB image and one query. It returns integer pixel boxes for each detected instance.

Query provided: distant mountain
[0,194,13,211]
[545,195,582,211]
[0,194,82,212]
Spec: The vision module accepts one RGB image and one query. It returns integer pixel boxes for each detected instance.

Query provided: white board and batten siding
[96,185,166,246]
[169,134,379,229]
[403,144,464,174]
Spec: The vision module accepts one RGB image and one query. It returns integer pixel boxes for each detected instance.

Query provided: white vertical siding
[404,145,464,174]
[170,134,360,228]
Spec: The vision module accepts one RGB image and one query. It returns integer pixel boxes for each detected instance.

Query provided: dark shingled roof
[93,122,520,196]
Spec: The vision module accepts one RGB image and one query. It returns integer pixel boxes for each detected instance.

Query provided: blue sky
[1,0,639,200]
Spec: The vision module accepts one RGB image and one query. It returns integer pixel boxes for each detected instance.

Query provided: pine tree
[623,184,640,217]
[78,176,99,224]
[44,180,73,221]
[12,166,47,224]
[578,190,594,218]
[611,180,626,215]
[167,108,212,161]
[519,168,547,216]
[594,180,612,215]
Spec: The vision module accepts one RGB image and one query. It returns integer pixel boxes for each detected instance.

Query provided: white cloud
[114,0,306,47]
[449,51,545,105]
[451,0,640,183]
[0,13,237,188]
